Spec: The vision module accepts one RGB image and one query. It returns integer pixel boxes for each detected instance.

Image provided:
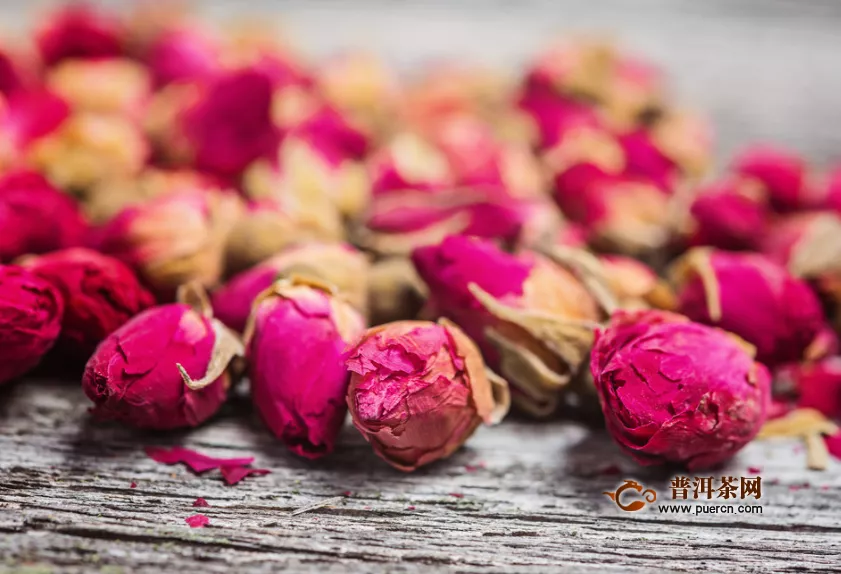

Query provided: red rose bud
[525,39,614,99]
[98,188,240,294]
[618,128,679,190]
[600,55,663,129]
[145,26,220,87]
[686,178,769,251]
[517,89,601,150]
[45,58,151,118]
[346,320,510,471]
[0,170,87,262]
[776,358,841,421]
[0,265,64,385]
[599,254,675,310]
[733,145,811,212]
[760,211,841,280]
[368,132,454,195]
[19,248,155,354]
[542,124,625,178]
[413,235,612,416]
[592,309,770,469]
[82,283,243,429]
[645,111,712,180]
[225,198,344,274]
[673,248,836,367]
[0,88,70,167]
[287,104,370,160]
[213,242,370,332]
[36,4,124,66]
[245,277,365,458]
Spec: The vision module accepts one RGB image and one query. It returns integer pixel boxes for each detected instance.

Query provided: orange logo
[603,479,658,511]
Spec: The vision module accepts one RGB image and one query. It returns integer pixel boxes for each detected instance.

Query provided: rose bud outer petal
[36,5,125,66]
[45,58,151,119]
[246,281,366,458]
[687,181,769,251]
[733,146,809,213]
[20,248,156,354]
[346,320,506,471]
[776,358,841,421]
[145,27,220,88]
[0,265,64,385]
[82,303,230,429]
[759,211,841,280]
[592,309,770,469]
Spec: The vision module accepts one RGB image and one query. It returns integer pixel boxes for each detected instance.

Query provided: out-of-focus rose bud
[145,26,220,87]
[592,309,770,469]
[413,235,612,416]
[346,319,510,471]
[525,39,614,99]
[733,146,811,213]
[625,111,712,183]
[0,88,70,169]
[760,211,841,279]
[672,248,837,367]
[818,165,841,214]
[369,132,454,195]
[685,178,769,251]
[27,112,148,193]
[36,5,124,66]
[775,358,841,421]
[542,124,625,178]
[0,45,34,95]
[600,55,664,130]
[98,188,240,295]
[287,104,370,159]
[367,257,427,325]
[19,248,155,354]
[245,277,365,458]
[517,89,601,150]
[817,271,841,334]
[225,198,344,274]
[0,265,64,385]
[213,242,370,332]
[0,170,87,262]
[599,254,675,310]
[45,58,151,118]
[82,283,243,429]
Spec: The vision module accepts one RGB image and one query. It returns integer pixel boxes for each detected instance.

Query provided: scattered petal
[407,505,416,511]
[448,492,465,499]
[193,497,210,508]
[185,514,209,528]
[599,464,622,476]
[144,446,254,474]
[220,465,270,486]
[747,466,762,474]
[130,481,137,489]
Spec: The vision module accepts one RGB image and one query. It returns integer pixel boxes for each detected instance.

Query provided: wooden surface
[2,1,841,572]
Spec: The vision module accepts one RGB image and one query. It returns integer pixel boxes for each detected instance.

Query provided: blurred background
[6,0,840,166]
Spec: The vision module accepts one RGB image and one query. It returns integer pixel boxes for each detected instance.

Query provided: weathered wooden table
[2,0,841,572]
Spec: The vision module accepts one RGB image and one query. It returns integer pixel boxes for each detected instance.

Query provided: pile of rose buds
[1,3,840,474]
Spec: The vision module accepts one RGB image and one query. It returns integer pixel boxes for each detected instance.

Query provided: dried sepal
[757,408,839,471]
[541,245,619,314]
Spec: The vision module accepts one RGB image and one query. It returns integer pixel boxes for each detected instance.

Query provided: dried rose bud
[733,146,810,213]
[245,277,365,458]
[0,88,70,169]
[0,265,64,385]
[213,242,370,332]
[0,170,87,262]
[525,39,614,99]
[600,55,663,130]
[27,111,148,192]
[645,111,712,180]
[686,178,769,251]
[517,89,601,150]
[346,319,509,471]
[36,5,124,66]
[45,58,151,118]
[368,132,454,194]
[592,309,770,469]
[542,124,625,178]
[0,45,35,95]
[145,26,220,87]
[672,248,836,367]
[19,248,155,354]
[367,257,427,325]
[599,254,675,310]
[760,211,841,279]
[776,358,841,421]
[818,165,841,214]
[225,198,344,274]
[82,283,243,429]
[413,235,612,416]
[98,188,240,295]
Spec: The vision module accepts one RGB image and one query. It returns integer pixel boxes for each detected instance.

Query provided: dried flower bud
[760,211,841,279]
[733,146,810,213]
[818,165,841,214]
[19,248,155,354]
[0,89,70,169]
[599,254,675,310]
[36,5,124,66]
[368,132,454,194]
[0,265,64,385]
[98,189,240,295]
[213,242,370,332]
[27,112,148,192]
[0,170,87,262]
[82,283,243,429]
[367,257,427,325]
[525,39,614,99]
[592,309,770,469]
[46,58,151,118]
[639,111,712,180]
[686,178,769,251]
[776,358,841,421]
[225,198,344,274]
[413,235,610,416]
[145,26,220,87]
[600,55,663,130]
[245,277,365,458]
[672,248,836,367]
[346,319,510,471]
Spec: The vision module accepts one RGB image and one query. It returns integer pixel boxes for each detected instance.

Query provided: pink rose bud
[145,26,220,87]
[82,283,243,429]
[599,254,675,310]
[732,145,810,213]
[0,89,70,168]
[413,235,610,416]
[36,4,124,66]
[686,178,769,251]
[600,55,663,129]
[524,39,614,99]
[0,45,34,95]
[98,188,240,296]
[245,277,366,458]
[0,170,88,262]
[644,111,712,180]
[818,165,841,214]
[673,248,836,367]
[776,358,841,421]
[618,128,679,191]
[0,265,64,385]
[45,58,151,118]
[19,248,156,354]
[346,320,510,471]
[760,211,841,279]
[517,89,601,150]
[368,132,454,195]
[288,104,370,160]
[592,309,770,469]
[213,242,370,332]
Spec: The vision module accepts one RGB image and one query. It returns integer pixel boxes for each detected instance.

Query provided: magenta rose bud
[776,358,841,421]
[759,211,841,279]
[673,248,835,367]
[686,178,769,251]
[592,309,770,469]
[0,265,64,385]
[145,27,220,87]
[82,283,243,430]
[245,277,366,458]
[346,320,509,471]
[732,145,810,213]
[19,248,156,354]
[0,170,87,262]
[36,4,124,66]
